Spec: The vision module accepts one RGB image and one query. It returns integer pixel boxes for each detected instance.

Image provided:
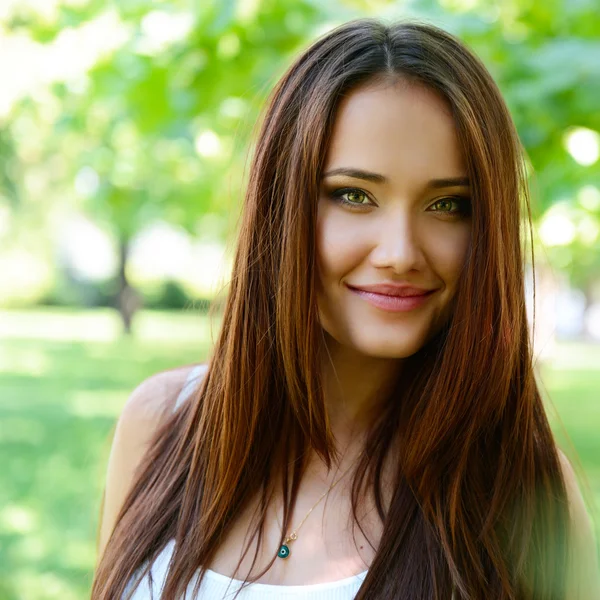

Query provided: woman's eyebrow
[322,167,470,189]
[322,168,386,183]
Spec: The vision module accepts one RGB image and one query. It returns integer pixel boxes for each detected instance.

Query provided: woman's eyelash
[329,187,472,216]
[330,187,372,207]
[430,196,472,216]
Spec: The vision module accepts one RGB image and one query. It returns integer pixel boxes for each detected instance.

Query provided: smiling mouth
[346,285,437,312]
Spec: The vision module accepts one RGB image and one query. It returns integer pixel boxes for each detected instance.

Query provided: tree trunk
[116,237,141,335]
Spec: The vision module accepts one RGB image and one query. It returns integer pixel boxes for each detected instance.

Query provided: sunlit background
[0,0,598,598]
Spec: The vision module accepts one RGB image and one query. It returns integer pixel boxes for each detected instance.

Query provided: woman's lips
[347,285,437,312]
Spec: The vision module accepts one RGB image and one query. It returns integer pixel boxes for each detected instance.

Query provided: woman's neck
[320,334,402,451]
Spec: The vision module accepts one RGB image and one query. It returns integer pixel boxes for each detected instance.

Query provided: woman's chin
[341,333,428,360]
[360,343,424,360]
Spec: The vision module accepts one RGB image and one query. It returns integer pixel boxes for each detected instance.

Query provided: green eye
[432,198,455,211]
[429,196,471,216]
[345,190,368,204]
[330,187,372,207]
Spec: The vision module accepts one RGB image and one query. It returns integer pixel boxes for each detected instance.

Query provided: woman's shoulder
[97,363,208,562]
[556,448,600,598]
[123,362,208,422]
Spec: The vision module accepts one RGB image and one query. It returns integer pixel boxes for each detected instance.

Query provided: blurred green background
[0,0,598,598]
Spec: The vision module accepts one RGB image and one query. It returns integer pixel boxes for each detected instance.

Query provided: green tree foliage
[1,0,599,320]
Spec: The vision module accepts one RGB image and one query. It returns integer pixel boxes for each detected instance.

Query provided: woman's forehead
[324,81,466,188]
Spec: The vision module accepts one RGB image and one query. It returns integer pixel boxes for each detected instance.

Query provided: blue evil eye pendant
[277,532,297,558]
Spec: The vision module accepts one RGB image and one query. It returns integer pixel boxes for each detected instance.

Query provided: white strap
[173,364,207,412]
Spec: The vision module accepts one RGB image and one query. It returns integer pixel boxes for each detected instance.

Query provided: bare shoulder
[557,448,593,530]
[120,363,205,422]
[96,363,207,564]
[556,448,600,598]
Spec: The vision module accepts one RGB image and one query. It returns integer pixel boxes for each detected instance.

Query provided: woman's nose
[369,209,423,274]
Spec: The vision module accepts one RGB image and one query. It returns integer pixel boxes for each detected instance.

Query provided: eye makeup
[326,186,472,217]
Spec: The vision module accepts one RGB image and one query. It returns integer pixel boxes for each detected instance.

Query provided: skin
[316,78,472,449]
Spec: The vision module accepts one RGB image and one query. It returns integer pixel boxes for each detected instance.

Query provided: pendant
[277,544,290,558]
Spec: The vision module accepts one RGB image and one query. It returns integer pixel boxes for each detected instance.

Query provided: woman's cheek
[317,208,374,280]
[422,223,470,285]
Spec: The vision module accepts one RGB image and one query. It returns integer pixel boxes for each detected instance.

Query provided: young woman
[92,18,599,600]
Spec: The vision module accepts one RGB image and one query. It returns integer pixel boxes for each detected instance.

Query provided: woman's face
[316,79,472,359]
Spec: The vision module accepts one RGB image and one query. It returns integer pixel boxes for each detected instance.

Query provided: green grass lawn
[0,308,598,599]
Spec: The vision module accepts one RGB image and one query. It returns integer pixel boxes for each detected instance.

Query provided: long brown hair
[92,18,570,599]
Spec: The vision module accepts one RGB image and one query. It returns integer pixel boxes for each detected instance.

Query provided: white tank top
[123,364,369,599]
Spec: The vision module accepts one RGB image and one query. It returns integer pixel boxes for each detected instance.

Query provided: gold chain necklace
[276,464,354,559]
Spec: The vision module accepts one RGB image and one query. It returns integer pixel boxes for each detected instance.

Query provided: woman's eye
[330,188,372,208]
[328,189,471,215]
[429,196,471,216]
